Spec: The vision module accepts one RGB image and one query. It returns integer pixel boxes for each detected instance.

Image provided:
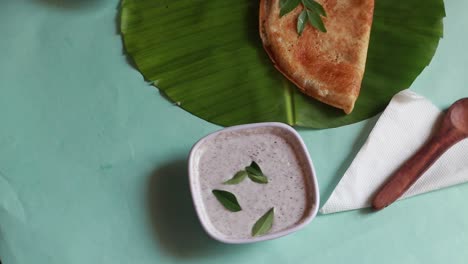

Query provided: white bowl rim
[188,122,320,244]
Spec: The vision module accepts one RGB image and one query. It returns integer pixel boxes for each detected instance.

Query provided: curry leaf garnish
[212,190,242,212]
[223,170,248,185]
[245,161,268,184]
[302,0,326,17]
[279,0,327,34]
[307,9,327,33]
[252,208,275,236]
[297,10,308,35]
[280,0,302,17]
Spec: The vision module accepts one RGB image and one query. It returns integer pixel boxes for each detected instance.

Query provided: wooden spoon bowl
[372,98,468,210]
[451,99,468,134]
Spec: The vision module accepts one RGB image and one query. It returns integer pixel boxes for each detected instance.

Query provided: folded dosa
[260,0,374,114]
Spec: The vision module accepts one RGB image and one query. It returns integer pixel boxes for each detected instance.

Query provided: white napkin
[320,90,468,214]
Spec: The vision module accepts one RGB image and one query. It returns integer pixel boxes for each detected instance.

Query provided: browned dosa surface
[260,0,374,114]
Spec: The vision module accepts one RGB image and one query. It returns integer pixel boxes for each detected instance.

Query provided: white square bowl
[188,122,319,244]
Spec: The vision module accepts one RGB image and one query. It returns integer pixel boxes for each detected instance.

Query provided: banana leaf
[120,0,445,128]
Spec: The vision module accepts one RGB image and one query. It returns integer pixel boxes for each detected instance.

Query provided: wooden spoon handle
[372,130,465,210]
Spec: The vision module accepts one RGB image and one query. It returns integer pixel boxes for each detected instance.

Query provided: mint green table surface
[1,0,467,263]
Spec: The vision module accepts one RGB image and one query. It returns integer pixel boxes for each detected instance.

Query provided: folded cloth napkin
[321,90,468,214]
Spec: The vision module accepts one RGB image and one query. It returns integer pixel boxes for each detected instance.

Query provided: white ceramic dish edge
[188,122,320,244]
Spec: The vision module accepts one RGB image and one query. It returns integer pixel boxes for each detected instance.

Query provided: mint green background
[0,0,467,263]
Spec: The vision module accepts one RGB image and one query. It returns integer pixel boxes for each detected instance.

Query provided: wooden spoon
[372,98,468,210]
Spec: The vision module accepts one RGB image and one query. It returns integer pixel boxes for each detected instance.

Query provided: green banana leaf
[120,0,445,128]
